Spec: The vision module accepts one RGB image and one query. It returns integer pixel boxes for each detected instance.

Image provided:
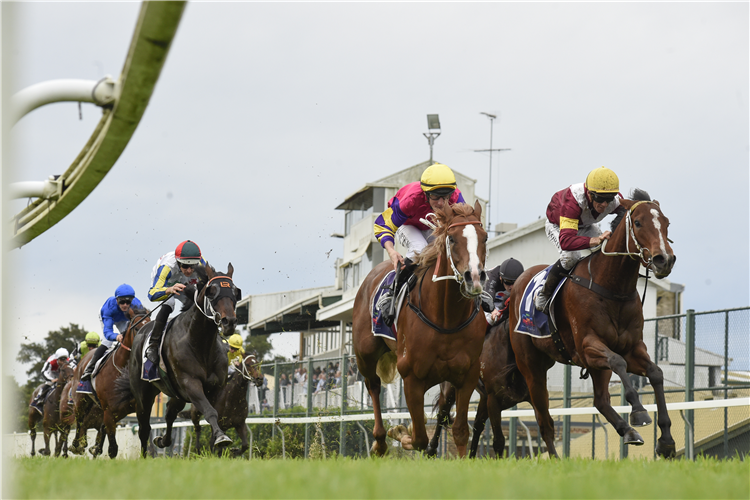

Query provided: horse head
[241,354,264,387]
[59,361,75,383]
[124,306,151,347]
[617,194,676,279]
[434,200,488,297]
[200,263,241,336]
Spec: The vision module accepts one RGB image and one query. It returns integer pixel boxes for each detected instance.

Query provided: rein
[407,218,484,334]
[600,200,655,268]
[192,275,236,327]
[237,355,262,382]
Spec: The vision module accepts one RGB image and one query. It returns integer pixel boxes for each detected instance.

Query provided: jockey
[534,166,626,314]
[30,348,70,414]
[72,332,101,362]
[374,163,466,326]
[226,333,245,377]
[484,257,524,326]
[78,284,143,393]
[144,240,206,369]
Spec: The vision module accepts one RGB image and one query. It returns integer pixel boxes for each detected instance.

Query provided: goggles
[590,192,615,204]
[179,262,195,270]
[117,297,133,305]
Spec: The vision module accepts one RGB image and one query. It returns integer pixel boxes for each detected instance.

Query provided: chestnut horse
[353,201,488,457]
[180,353,264,457]
[428,319,531,458]
[509,191,677,458]
[72,305,150,458]
[27,361,74,456]
[127,264,240,458]
[59,362,104,457]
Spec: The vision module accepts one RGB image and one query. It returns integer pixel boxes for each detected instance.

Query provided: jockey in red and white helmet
[144,240,207,367]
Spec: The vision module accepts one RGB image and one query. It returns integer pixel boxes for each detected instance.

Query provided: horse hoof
[214,434,232,447]
[630,410,652,427]
[387,424,408,442]
[656,439,676,459]
[370,440,388,457]
[39,449,49,456]
[425,445,438,457]
[623,428,644,445]
[153,436,165,448]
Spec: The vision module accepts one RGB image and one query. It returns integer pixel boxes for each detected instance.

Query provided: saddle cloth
[514,266,567,339]
[370,271,408,341]
[140,319,174,382]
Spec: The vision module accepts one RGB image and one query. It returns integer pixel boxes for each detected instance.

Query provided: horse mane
[611,188,651,232]
[111,368,133,409]
[413,203,478,277]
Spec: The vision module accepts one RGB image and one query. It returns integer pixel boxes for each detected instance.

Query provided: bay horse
[59,362,104,457]
[509,190,677,458]
[179,353,264,457]
[71,305,150,458]
[127,263,241,458]
[27,361,74,456]
[353,201,488,457]
[427,319,531,458]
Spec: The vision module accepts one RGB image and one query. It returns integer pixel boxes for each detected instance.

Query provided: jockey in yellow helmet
[535,166,626,314]
[373,163,465,326]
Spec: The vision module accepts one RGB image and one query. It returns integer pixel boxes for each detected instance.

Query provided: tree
[242,329,273,361]
[16,323,87,387]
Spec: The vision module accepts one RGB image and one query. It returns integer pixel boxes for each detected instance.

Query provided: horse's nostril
[464,271,472,283]
[653,255,666,267]
[480,271,487,282]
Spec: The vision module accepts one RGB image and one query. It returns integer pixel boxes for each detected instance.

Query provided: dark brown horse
[353,201,488,457]
[59,363,104,458]
[27,361,74,456]
[427,319,531,458]
[127,264,240,458]
[509,192,677,458]
[72,305,150,458]
[180,353,264,457]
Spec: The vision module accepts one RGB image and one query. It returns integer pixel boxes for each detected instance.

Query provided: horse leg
[41,422,52,456]
[469,392,489,458]
[103,410,119,459]
[234,423,248,458]
[588,368,643,446]
[180,380,229,448]
[451,379,478,458]
[426,382,455,457]
[401,376,428,452]
[135,396,156,458]
[91,424,105,458]
[513,348,559,458]
[153,397,186,450]
[71,396,93,455]
[364,375,388,456]
[29,413,38,457]
[624,344,675,458]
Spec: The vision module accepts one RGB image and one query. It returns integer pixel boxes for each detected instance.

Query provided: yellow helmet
[228,334,243,350]
[85,332,100,343]
[420,163,457,194]
[585,166,619,195]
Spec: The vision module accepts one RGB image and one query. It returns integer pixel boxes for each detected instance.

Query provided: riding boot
[146,305,172,365]
[535,259,566,315]
[383,258,416,327]
[80,344,108,382]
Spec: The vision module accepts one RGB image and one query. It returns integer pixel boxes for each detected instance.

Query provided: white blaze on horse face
[650,208,668,256]
[462,225,482,290]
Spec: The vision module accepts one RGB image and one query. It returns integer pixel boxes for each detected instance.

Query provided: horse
[71,305,150,459]
[59,362,105,458]
[126,263,241,458]
[179,353,264,457]
[508,190,677,458]
[352,201,488,457]
[27,361,74,456]
[427,319,531,458]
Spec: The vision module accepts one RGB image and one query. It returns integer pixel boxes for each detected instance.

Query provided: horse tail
[376,352,398,385]
[496,349,529,402]
[111,367,134,409]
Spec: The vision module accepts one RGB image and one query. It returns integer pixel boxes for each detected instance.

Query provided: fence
[9,307,749,460]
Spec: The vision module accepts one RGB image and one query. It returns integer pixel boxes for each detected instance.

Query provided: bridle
[431,219,485,299]
[600,200,660,270]
[237,355,263,383]
[112,312,150,373]
[193,275,237,326]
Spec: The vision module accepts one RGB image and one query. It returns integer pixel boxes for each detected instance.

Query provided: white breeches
[396,225,435,259]
[545,220,602,271]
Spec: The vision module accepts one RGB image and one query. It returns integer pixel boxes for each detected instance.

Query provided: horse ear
[227,262,234,277]
[619,199,634,211]
[653,199,660,207]
[473,200,483,220]
[206,264,216,279]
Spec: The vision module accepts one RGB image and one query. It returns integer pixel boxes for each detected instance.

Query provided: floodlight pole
[475,112,510,234]
[424,132,441,164]
[424,114,441,164]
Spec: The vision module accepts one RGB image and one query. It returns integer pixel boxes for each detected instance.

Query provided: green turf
[11,455,749,499]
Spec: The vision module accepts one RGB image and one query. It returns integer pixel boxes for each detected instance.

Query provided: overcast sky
[3,2,748,381]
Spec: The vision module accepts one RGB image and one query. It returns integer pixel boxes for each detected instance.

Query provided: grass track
[12,456,749,499]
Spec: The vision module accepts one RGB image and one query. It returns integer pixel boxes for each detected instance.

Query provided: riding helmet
[498,258,524,282]
[175,240,202,265]
[114,283,136,298]
[585,166,619,195]
[85,332,100,344]
[55,347,69,360]
[228,334,244,350]
[420,163,457,195]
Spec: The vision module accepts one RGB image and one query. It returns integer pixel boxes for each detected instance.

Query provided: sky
[3,2,748,383]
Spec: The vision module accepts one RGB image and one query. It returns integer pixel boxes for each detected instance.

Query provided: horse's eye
[634,220,642,228]
[449,236,455,244]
